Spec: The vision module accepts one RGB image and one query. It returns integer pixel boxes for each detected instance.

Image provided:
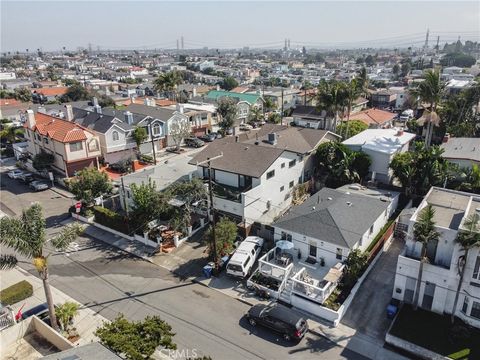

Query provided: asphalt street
[0,164,369,360]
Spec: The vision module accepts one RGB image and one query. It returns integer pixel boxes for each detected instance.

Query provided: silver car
[29,181,49,191]
[7,169,24,179]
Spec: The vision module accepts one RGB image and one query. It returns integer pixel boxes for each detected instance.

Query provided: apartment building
[393,187,480,328]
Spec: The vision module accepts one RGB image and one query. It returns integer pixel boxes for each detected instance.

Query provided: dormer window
[152,123,162,137]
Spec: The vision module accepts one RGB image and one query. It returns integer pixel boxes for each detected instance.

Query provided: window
[281,163,285,169]
[280,186,284,192]
[473,256,480,280]
[289,180,294,188]
[69,141,83,152]
[112,131,119,141]
[152,123,161,136]
[44,137,49,144]
[462,296,469,314]
[88,139,99,152]
[369,225,374,235]
[336,248,343,260]
[266,170,275,179]
[289,159,296,168]
[471,301,480,320]
[280,231,291,241]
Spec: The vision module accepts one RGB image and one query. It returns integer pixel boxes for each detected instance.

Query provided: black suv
[184,137,205,148]
[246,303,308,341]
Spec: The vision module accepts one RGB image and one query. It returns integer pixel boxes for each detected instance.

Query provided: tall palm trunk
[413,244,427,310]
[451,248,468,324]
[41,268,60,331]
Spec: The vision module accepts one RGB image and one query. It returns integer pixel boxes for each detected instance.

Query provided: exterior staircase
[278,279,293,305]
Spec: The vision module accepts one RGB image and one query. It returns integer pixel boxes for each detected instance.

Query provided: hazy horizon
[1,1,479,52]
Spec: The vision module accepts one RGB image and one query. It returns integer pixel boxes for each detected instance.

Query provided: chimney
[94,105,102,114]
[443,133,450,143]
[93,97,99,107]
[192,87,197,98]
[396,129,404,136]
[65,104,74,121]
[37,105,46,114]
[124,111,134,125]
[26,109,36,129]
[176,104,184,114]
[267,133,277,145]
[216,84,220,91]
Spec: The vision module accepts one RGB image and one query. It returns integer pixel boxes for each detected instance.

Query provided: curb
[50,187,75,199]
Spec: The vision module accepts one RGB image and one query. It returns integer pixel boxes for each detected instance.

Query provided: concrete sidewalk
[0,267,107,346]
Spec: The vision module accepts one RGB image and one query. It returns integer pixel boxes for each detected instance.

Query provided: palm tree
[450,213,480,323]
[55,301,80,331]
[153,71,182,100]
[0,204,84,331]
[457,164,480,194]
[342,78,361,139]
[409,69,446,147]
[248,106,263,123]
[356,67,369,98]
[412,205,440,310]
[315,80,348,133]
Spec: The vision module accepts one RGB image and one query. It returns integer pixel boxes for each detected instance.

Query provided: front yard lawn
[390,305,480,359]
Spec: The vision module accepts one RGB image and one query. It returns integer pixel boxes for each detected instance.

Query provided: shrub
[93,206,129,234]
[33,152,54,170]
[0,280,33,305]
[139,154,154,164]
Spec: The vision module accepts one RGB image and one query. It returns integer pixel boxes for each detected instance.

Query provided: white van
[226,236,265,278]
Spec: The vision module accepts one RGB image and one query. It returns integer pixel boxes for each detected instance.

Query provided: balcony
[403,246,451,270]
[211,182,251,203]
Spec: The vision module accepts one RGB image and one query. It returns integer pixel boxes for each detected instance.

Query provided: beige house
[23,110,101,177]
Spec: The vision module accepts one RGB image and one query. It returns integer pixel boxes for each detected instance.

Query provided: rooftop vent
[346,201,352,206]
[327,197,333,201]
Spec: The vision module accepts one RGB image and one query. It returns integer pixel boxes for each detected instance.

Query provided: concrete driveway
[341,238,405,341]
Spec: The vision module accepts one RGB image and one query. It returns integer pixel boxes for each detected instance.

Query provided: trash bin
[203,264,213,278]
[387,304,398,319]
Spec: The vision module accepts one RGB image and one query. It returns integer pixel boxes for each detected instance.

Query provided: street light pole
[196,153,223,269]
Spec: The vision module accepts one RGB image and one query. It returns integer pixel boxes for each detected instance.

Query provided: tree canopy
[316,141,371,187]
[217,97,238,130]
[95,314,176,360]
[205,217,237,259]
[68,167,112,205]
[220,76,239,91]
[336,120,367,140]
[390,143,452,197]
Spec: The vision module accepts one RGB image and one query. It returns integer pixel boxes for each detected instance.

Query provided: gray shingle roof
[126,103,176,120]
[189,124,336,177]
[273,188,390,248]
[440,137,480,163]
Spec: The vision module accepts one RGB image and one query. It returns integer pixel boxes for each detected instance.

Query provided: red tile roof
[25,112,89,143]
[32,87,68,97]
[349,108,397,126]
[0,98,21,106]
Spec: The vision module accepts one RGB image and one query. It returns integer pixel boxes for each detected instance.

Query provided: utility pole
[196,153,223,270]
[281,88,284,117]
[149,122,157,164]
[120,176,130,234]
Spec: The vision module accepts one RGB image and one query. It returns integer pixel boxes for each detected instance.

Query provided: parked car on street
[226,236,264,278]
[246,303,308,341]
[199,133,216,142]
[30,180,50,191]
[184,137,205,148]
[7,169,24,179]
[240,123,253,131]
[18,172,35,183]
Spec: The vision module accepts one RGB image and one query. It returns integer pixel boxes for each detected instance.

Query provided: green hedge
[0,280,33,305]
[93,206,129,234]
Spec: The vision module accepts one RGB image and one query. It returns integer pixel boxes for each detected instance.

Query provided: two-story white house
[189,124,340,228]
[23,110,101,177]
[393,187,480,328]
[343,128,416,184]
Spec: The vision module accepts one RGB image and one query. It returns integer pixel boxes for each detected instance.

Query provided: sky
[1,1,479,52]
